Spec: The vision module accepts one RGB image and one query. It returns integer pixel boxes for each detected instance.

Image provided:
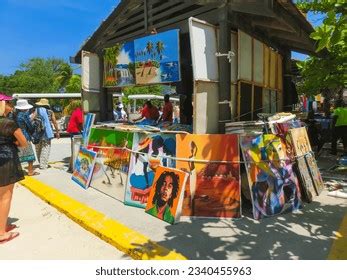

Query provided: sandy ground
[0,185,129,260]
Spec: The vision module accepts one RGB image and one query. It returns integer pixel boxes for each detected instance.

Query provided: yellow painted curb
[20,176,187,260]
[328,213,347,260]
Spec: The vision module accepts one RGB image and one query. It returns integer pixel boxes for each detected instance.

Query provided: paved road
[0,184,129,260]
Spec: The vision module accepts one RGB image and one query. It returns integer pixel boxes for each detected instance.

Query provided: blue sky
[0,1,323,75]
[0,0,120,75]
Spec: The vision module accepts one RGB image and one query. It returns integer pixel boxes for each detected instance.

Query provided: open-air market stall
[70,0,316,133]
[69,1,325,224]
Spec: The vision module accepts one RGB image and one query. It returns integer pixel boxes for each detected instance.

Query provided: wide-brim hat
[15,99,33,110]
[36,98,50,107]
[0,92,13,101]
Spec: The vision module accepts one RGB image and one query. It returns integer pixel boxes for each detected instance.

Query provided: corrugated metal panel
[253,39,264,84]
[238,30,252,81]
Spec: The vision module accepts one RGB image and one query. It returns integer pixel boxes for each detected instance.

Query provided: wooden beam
[250,16,295,32]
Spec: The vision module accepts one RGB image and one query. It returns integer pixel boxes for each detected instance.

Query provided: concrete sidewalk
[18,138,347,260]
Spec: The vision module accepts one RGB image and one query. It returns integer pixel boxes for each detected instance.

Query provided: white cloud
[118,49,131,65]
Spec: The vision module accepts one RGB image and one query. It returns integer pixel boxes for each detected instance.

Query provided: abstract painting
[124,132,177,208]
[240,134,302,219]
[104,41,135,87]
[134,29,180,84]
[176,134,241,219]
[145,166,188,224]
[72,146,97,189]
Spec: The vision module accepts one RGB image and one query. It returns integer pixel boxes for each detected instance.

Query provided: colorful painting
[288,127,318,201]
[305,153,324,195]
[176,134,241,219]
[289,127,312,157]
[82,113,95,146]
[145,166,188,224]
[87,128,133,201]
[134,29,180,85]
[72,146,97,189]
[104,42,135,87]
[124,132,177,208]
[240,134,302,219]
[295,157,317,202]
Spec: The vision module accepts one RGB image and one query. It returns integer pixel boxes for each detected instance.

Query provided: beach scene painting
[134,29,181,84]
[104,41,135,87]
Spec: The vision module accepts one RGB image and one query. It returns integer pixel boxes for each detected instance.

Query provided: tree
[0,57,74,94]
[65,74,81,93]
[295,1,346,102]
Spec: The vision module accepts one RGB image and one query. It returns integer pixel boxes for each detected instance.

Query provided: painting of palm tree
[104,42,135,87]
[134,29,181,85]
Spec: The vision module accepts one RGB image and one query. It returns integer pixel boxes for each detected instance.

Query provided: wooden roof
[71,0,316,63]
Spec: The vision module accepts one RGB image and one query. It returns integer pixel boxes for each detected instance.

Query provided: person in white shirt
[113,103,127,122]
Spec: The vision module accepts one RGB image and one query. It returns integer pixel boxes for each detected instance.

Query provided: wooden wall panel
[238,30,252,81]
[253,39,264,84]
[263,46,270,88]
[269,50,277,89]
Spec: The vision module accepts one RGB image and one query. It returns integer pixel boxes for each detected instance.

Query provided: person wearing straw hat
[0,95,27,244]
[14,99,39,176]
[34,98,60,170]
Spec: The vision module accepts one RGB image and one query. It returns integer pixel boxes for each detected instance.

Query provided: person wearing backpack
[14,99,38,176]
[34,99,60,170]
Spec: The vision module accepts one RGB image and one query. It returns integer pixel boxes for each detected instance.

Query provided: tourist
[14,99,38,176]
[331,100,347,155]
[113,102,127,122]
[158,94,173,123]
[0,96,27,244]
[34,98,60,170]
[66,101,83,172]
[132,100,159,125]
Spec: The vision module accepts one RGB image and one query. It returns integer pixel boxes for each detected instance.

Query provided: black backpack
[31,112,46,144]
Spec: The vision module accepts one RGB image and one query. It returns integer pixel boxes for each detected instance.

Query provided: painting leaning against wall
[240,134,302,220]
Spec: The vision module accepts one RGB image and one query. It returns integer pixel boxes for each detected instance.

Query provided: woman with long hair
[0,95,27,244]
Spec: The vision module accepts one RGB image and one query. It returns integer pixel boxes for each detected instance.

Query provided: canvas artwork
[289,127,312,157]
[82,113,96,146]
[72,146,97,189]
[124,132,177,208]
[240,134,302,219]
[134,29,180,84]
[288,127,318,201]
[176,134,241,219]
[145,166,188,224]
[305,153,324,195]
[295,157,317,202]
[87,128,133,201]
[104,41,135,87]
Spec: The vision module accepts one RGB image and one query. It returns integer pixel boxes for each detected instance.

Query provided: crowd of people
[113,94,180,126]
[0,93,83,244]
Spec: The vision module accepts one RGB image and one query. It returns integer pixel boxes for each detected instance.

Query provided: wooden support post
[218,7,232,133]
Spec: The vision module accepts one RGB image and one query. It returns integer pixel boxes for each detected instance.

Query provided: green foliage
[121,85,164,106]
[295,1,346,97]
[66,75,81,93]
[0,57,75,94]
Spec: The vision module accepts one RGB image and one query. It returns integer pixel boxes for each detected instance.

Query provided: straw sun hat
[35,98,50,108]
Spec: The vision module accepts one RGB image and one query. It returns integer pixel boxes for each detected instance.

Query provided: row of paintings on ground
[72,126,324,224]
[104,29,181,87]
